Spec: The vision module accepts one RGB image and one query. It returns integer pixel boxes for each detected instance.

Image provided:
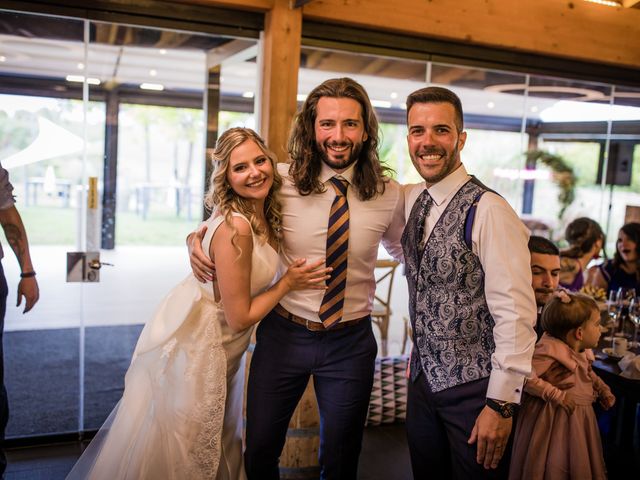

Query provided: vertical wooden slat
[260,0,302,162]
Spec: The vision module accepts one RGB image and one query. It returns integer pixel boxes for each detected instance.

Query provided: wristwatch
[486,398,518,418]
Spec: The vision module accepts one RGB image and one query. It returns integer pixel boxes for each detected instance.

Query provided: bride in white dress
[66,128,330,480]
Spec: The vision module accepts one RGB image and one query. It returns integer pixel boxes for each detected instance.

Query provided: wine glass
[617,287,636,306]
[604,290,620,342]
[628,298,640,348]
[615,287,636,338]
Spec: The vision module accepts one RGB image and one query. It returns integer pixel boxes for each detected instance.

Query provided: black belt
[273,304,366,331]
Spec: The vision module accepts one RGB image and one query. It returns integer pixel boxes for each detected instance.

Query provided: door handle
[66,252,112,282]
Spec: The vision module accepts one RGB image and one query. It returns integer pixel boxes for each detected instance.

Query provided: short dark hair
[406,86,464,132]
[528,236,559,256]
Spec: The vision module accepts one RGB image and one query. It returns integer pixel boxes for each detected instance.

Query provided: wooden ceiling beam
[301,0,640,69]
[181,0,274,11]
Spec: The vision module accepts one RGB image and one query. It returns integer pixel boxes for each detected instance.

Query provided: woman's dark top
[599,260,639,294]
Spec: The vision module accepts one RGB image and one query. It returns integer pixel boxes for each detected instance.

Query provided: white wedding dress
[66,213,279,480]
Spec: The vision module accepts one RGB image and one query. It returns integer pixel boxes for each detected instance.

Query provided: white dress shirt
[405,164,537,403]
[278,162,405,323]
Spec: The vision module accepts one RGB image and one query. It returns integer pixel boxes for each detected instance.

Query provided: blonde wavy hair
[204,128,283,252]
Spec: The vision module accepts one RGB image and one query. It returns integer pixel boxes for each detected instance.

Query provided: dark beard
[420,143,460,185]
[316,141,363,171]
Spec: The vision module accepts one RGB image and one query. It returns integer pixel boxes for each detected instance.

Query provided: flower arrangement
[526,150,576,219]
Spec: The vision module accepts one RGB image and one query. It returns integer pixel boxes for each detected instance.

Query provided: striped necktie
[319,177,350,329]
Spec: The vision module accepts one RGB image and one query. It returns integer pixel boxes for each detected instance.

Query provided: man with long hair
[189,78,404,479]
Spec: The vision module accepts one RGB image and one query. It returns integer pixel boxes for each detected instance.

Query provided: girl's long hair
[204,128,283,253]
[613,222,640,284]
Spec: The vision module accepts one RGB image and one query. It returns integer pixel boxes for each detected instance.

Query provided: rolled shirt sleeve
[380,181,405,264]
[473,193,537,403]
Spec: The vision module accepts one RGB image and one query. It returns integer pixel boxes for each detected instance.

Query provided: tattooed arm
[0,205,39,313]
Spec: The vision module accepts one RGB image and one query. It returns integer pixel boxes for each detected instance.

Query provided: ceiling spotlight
[66,75,100,85]
[371,100,392,108]
[390,92,398,99]
[583,0,621,7]
[159,49,167,55]
[0,55,6,62]
[77,62,84,70]
[487,101,495,109]
[140,83,164,91]
[149,69,157,77]
[242,91,255,98]
[530,106,539,113]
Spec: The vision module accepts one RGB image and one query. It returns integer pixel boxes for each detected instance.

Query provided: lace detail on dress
[183,302,227,479]
[161,337,178,359]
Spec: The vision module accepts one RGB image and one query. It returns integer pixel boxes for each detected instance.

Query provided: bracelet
[20,271,36,278]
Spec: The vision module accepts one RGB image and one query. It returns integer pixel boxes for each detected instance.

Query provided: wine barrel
[244,344,321,479]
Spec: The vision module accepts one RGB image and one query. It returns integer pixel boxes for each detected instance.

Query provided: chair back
[373,259,400,315]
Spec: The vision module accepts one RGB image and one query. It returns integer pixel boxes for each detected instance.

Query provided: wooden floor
[4,423,412,480]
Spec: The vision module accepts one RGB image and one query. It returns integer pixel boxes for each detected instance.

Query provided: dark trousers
[0,263,8,476]
[244,309,377,480]
[406,374,511,480]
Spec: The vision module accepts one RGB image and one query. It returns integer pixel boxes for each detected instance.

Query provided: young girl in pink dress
[509,291,615,480]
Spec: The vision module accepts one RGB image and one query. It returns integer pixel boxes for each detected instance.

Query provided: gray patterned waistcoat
[402,178,495,392]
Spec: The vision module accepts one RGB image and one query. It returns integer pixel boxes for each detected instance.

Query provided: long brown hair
[204,128,283,252]
[287,77,391,200]
[561,217,604,259]
[614,222,640,284]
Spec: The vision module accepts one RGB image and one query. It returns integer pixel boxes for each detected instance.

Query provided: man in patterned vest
[402,87,537,479]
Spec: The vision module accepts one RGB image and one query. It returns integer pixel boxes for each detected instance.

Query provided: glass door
[0,8,259,439]
[0,10,88,438]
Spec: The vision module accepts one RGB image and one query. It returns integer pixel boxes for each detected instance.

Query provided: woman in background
[588,222,640,295]
[559,217,604,291]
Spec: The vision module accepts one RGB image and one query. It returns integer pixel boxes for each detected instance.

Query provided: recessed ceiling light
[296,94,307,102]
[531,106,539,113]
[583,0,621,7]
[0,55,6,62]
[371,100,392,108]
[66,75,100,85]
[242,91,255,98]
[487,101,495,109]
[77,62,84,70]
[485,83,606,102]
[140,83,164,91]
[159,49,167,55]
[390,92,398,99]
[149,69,157,77]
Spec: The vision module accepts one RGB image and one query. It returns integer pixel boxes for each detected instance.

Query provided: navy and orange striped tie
[319,177,350,329]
